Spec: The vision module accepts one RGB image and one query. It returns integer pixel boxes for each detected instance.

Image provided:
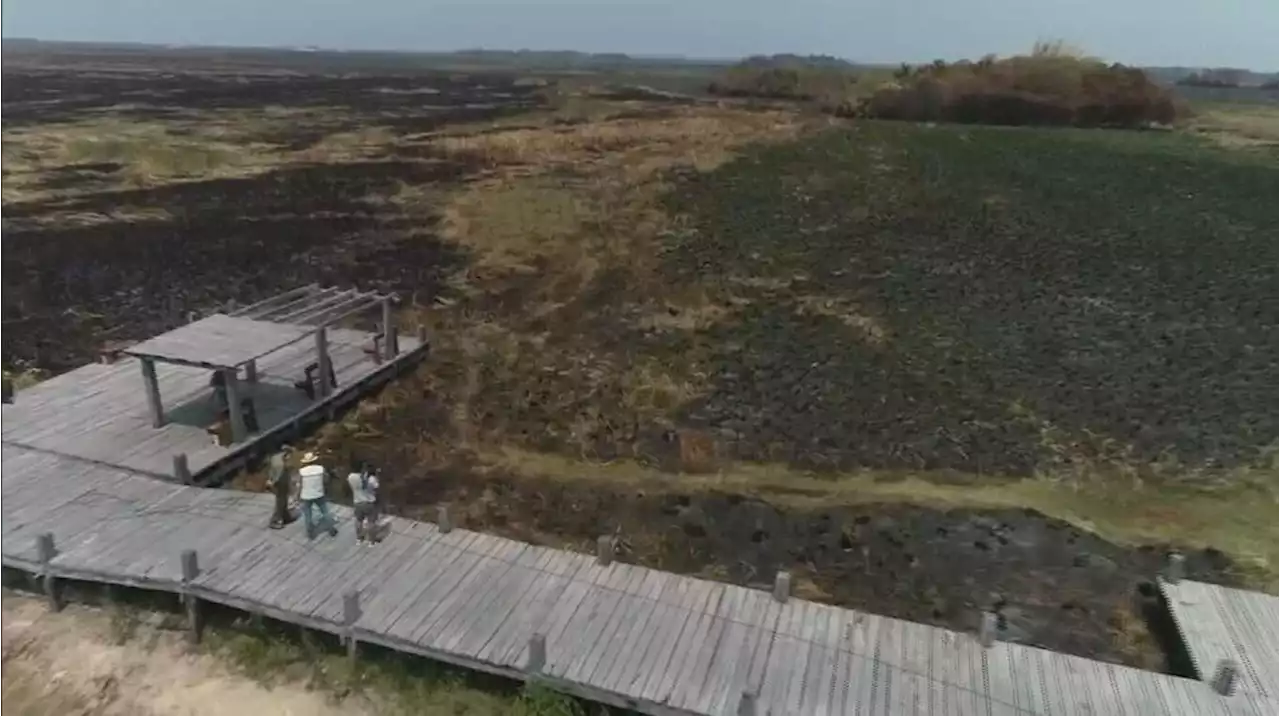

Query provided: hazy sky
[3,0,1277,70]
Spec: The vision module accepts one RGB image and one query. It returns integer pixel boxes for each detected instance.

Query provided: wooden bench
[292,361,337,400]
[206,398,260,447]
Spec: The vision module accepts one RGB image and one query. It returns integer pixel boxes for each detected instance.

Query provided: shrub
[860,44,1188,128]
[708,56,861,108]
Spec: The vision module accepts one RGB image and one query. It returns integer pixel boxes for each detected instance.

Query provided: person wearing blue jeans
[297,451,339,540]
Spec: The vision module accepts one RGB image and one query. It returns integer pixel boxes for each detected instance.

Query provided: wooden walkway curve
[2,443,1273,716]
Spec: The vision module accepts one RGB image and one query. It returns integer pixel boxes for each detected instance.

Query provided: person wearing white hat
[297,451,339,540]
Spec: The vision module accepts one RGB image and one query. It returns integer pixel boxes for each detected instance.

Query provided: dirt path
[1,594,373,716]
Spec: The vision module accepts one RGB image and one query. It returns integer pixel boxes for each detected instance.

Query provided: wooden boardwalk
[1160,578,1279,703]
[2,443,1271,716]
[1,327,424,485]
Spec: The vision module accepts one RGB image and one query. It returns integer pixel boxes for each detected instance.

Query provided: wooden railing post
[180,549,203,643]
[381,298,399,360]
[36,532,60,611]
[344,590,361,662]
[173,454,192,484]
[979,611,998,647]
[3,377,15,404]
[596,535,614,566]
[140,357,165,427]
[526,632,546,673]
[773,571,791,602]
[1165,552,1185,584]
[1211,659,1239,696]
[315,327,333,399]
[737,691,758,716]
[437,505,453,534]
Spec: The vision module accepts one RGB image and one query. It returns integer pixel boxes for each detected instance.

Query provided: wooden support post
[979,611,998,647]
[223,369,248,443]
[180,549,202,644]
[343,590,361,662]
[1,377,12,404]
[596,535,614,566]
[244,359,258,384]
[187,310,198,323]
[737,691,757,716]
[437,505,452,534]
[773,571,791,603]
[1211,659,1239,696]
[526,632,546,673]
[140,357,165,428]
[172,454,192,484]
[416,324,428,344]
[1165,552,1185,584]
[315,327,333,399]
[381,298,399,360]
[36,532,60,612]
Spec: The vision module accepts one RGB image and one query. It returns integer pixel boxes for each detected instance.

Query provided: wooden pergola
[123,285,400,445]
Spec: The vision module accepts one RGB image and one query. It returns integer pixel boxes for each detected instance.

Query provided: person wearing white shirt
[297,451,339,540]
[347,459,381,544]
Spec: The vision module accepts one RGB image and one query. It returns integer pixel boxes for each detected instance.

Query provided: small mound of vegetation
[862,42,1188,128]
[707,54,862,110]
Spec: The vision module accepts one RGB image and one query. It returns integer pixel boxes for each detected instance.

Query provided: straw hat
[300,451,320,465]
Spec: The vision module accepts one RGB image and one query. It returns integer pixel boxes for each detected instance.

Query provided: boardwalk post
[417,324,428,344]
[437,505,452,534]
[315,327,333,399]
[526,632,546,673]
[979,611,998,647]
[1165,552,1185,584]
[140,357,165,427]
[773,571,791,602]
[1211,659,1239,696]
[737,691,758,716]
[187,310,198,323]
[172,454,192,484]
[36,532,60,611]
[344,590,361,662]
[244,359,258,384]
[223,369,248,443]
[180,549,203,644]
[596,535,614,566]
[2,377,13,404]
[381,298,399,360]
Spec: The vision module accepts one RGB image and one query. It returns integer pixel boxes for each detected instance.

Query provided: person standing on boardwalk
[298,451,339,540]
[267,445,296,529]
[347,459,381,544]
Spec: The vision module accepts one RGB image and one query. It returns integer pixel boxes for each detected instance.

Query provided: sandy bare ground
[1,593,372,716]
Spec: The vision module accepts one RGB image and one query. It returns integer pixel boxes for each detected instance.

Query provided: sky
[3,0,1278,71]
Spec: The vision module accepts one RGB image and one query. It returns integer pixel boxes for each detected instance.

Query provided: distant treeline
[707,44,1192,129]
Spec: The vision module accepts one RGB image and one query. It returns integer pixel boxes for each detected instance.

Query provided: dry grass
[1187,103,1279,149]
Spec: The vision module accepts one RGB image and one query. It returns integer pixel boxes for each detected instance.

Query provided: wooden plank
[605,570,688,696]
[494,550,586,671]
[448,548,558,659]
[415,540,531,650]
[644,579,724,704]
[548,576,625,677]
[757,591,804,713]
[291,530,417,619]
[362,531,486,634]
[629,574,703,699]
[384,534,500,642]
[477,550,577,667]
[596,569,674,693]
[845,613,881,716]
[566,564,649,683]
[892,618,929,716]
